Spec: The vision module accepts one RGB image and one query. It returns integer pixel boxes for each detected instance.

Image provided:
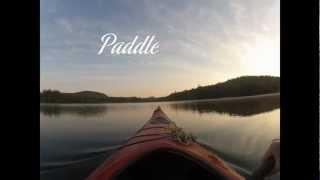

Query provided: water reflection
[40,94,280,180]
[40,105,108,117]
[170,94,279,116]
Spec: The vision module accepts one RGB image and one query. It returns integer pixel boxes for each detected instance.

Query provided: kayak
[87,107,244,180]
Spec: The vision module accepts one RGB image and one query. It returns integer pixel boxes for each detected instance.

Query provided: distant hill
[40,90,108,103]
[40,90,157,103]
[40,75,280,103]
[164,76,280,101]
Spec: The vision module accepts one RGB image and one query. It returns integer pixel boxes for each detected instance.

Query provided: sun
[243,37,280,76]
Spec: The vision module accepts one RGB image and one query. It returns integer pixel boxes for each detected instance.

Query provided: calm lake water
[40,93,280,180]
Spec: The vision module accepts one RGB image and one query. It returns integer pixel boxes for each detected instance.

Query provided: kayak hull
[87,107,244,180]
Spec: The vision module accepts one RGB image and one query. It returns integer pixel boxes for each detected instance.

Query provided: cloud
[40,0,279,96]
[55,18,73,33]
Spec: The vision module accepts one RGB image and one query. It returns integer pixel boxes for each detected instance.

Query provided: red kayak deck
[87,107,244,180]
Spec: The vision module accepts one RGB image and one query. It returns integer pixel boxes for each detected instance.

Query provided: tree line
[40,76,280,103]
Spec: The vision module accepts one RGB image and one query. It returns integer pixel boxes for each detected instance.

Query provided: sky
[40,0,280,97]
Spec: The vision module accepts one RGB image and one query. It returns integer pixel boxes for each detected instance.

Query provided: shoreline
[40,92,279,105]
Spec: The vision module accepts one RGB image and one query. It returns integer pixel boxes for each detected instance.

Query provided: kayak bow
[87,106,244,180]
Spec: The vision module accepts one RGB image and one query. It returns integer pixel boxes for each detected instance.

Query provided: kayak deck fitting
[87,107,244,180]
